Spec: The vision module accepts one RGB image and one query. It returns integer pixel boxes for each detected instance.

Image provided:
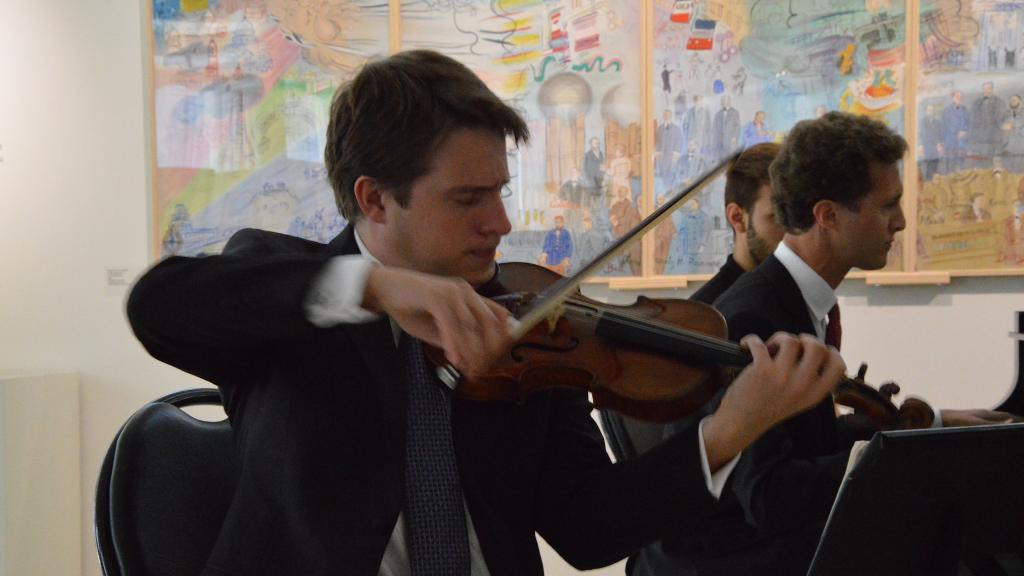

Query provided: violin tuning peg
[879,382,900,400]
[856,362,868,380]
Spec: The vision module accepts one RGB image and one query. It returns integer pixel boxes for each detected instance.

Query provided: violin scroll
[835,363,934,430]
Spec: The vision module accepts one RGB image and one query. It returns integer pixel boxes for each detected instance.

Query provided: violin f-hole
[510,337,580,362]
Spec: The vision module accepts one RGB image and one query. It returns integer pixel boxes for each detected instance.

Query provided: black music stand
[807,424,1024,576]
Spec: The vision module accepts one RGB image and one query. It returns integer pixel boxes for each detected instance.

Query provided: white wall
[0,2,1020,576]
[0,2,209,575]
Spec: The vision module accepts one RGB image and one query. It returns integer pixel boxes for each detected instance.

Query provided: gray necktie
[400,335,471,576]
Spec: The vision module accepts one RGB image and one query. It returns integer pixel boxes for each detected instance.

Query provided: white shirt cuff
[932,405,943,428]
[304,256,382,326]
[698,415,740,499]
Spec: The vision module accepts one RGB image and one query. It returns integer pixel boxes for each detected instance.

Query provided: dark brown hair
[324,50,530,220]
[724,142,781,214]
[770,112,907,232]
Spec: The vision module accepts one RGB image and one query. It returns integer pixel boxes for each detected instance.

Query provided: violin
[426,261,935,427]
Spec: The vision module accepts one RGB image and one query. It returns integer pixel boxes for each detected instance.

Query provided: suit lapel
[350,320,408,457]
[759,255,817,336]
[325,225,409,466]
[326,224,359,258]
[760,255,839,449]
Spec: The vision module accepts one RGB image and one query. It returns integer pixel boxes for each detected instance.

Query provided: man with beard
[691,142,785,304]
[600,143,785,576]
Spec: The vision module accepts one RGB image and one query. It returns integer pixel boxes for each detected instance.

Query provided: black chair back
[598,410,670,462]
[95,388,235,576]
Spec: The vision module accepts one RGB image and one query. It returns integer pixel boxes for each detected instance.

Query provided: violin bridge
[546,305,564,334]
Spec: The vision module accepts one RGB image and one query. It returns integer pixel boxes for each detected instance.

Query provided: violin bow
[510,149,743,340]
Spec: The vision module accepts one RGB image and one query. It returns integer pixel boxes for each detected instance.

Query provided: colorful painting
[147,0,1022,276]
[652,0,908,274]
[401,0,644,277]
[916,0,1024,270]
[151,0,388,256]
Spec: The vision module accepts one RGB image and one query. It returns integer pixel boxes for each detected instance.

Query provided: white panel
[0,373,81,576]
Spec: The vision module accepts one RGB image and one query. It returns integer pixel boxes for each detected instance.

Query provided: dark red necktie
[826,304,842,350]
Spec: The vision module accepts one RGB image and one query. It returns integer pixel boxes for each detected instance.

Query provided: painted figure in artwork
[540,215,573,275]
[942,90,969,174]
[970,82,1007,167]
[1001,95,1024,173]
[742,111,773,147]
[608,185,642,275]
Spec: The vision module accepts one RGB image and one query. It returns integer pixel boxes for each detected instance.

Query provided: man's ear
[812,199,840,230]
[725,202,748,234]
[353,176,387,224]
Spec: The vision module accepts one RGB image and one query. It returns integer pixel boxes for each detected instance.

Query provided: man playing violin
[677,111,1016,576]
[127,50,844,576]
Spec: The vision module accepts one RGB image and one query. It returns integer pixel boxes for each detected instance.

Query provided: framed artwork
[150,0,387,256]
[146,0,1023,282]
[915,0,1024,272]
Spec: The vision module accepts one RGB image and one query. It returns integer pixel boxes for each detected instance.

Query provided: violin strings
[562,299,749,361]
[608,314,745,357]
[565,298,729,350]
[563,297,739,352]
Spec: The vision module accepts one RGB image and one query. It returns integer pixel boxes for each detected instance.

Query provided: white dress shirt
[773,241,942,426]
[773,241,836,341]
[303,229,739,575]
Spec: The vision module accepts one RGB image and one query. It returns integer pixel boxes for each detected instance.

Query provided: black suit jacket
[690,254,745,305]
[127,226,718,576]
[610,253,747,576]
[606,251,753,573]
[685,254,857,575]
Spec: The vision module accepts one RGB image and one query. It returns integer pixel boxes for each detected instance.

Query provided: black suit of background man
[605,143,787,576]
